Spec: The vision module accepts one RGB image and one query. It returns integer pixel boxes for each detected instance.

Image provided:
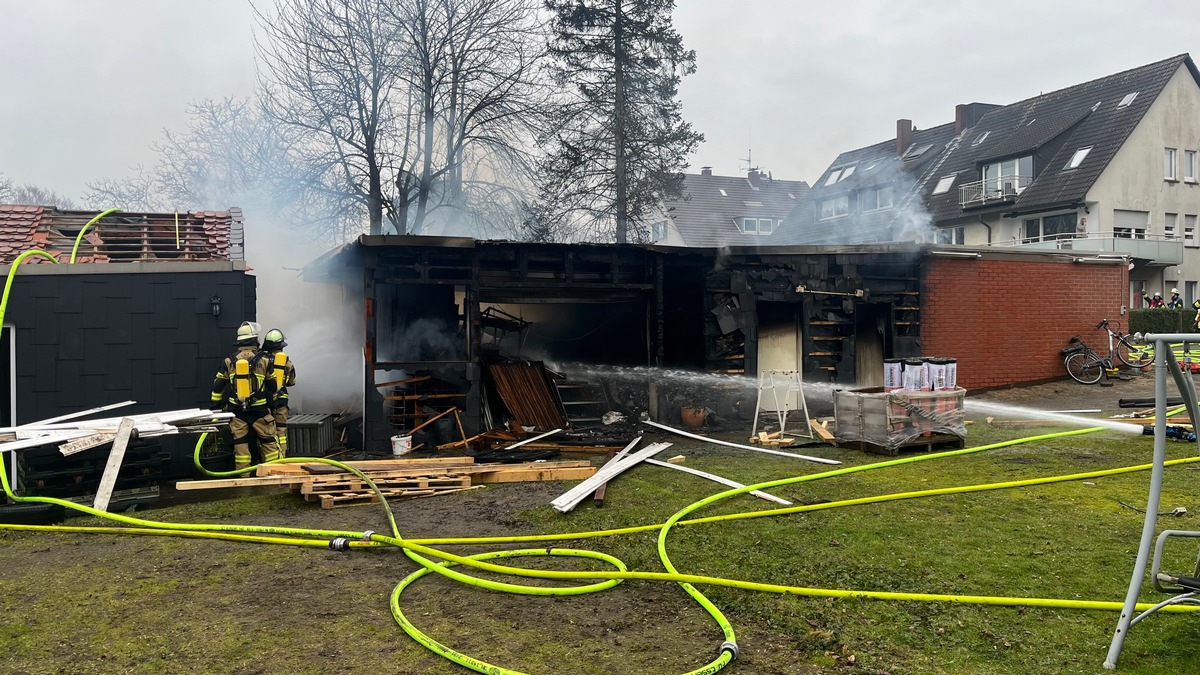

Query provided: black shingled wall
[4,270,256,477]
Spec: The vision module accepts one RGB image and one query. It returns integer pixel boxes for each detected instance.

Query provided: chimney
[955,104,968,134]
[747,168,761,183]
[700,166,713,177]
[896,119,913,155]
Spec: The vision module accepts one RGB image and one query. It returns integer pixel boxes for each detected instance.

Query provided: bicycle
[1096,319,1153,370]
[1062,335,1115,384]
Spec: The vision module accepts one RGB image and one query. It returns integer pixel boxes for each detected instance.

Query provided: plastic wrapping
[833,387,967,451]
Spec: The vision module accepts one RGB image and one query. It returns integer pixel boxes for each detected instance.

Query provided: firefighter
[1168,288,1185,309]
[210,321,281,469]
[260,329,296,458]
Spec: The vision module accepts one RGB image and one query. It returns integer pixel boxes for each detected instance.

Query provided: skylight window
[1064,146,1093,170]
[719,189,728,196]
[903,143,932,160]
[743,200,763,207]
[932,175,957,195]
[1118,92,1139,108]
[825,164,856,186]
[972,131,990,146]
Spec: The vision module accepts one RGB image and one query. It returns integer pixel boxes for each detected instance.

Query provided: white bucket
[390,434,413,456]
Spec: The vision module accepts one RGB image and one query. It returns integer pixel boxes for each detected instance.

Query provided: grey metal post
[1104,337,1170,668]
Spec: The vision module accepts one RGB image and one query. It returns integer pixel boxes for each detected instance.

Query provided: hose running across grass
[1,243,1198,674]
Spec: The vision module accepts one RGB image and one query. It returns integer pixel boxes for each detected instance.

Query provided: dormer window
[982,156,1033,196]
[740,217,776,235]
[818,196,849,221]
[861,185,894,212]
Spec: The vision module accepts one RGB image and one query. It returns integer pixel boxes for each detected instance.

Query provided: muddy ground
[0,372,1183,675]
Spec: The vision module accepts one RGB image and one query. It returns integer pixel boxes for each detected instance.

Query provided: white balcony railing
[995,232,1184,265]
[959,175,1032,207]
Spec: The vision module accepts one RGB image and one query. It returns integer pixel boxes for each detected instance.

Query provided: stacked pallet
[176,457,598,509]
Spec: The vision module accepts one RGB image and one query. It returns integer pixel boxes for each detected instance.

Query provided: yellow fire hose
[1,238,1198,674]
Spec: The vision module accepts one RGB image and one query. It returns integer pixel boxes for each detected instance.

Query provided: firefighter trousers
[229,412,281,469]
[272,405,290,458]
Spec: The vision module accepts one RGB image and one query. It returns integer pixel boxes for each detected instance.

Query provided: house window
[861,185,894,211]
[650,220,668,242]
[1186,214,1197,246]
[1165,213,1178,239]
[982,156,1032,196]
[1188,281,1198,306]
[932,175,956,195]
[1186,151,1196,182]
[972,131,990,146]
[935,226,965,245]
[819,195,849,220]
[1118,92,1139,108]
[740,217,775,235]
[1023,214,1077,242]
[1064,147,1092,170]
[1114,209,1149,239]
[1165,148,1177,180]
[903,143,933,160]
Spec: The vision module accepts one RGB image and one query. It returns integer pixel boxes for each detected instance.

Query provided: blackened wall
[4,267,255,425]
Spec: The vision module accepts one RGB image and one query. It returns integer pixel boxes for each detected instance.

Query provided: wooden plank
[550,442,669,513]
[176,474,312,490]
[643,458,792,506]
[92,418,135,512]
[58,432,116,456]
[318,485,482,509]
[644,420,840,465]
[473,466,597,484]
[809,419,836,442]
[301,475,470,494]
[256,456,477,476]
[503,428,563,450]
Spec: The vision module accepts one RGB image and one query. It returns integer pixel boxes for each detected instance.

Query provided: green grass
[3,424,1200,673]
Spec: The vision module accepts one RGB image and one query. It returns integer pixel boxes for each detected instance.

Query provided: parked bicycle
[1062,335,1117,384]
[1095,319,1153,370]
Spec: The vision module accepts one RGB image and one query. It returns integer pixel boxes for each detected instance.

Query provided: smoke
[800,156,938,245]
[388,318,463,362]
[241,204,365,414]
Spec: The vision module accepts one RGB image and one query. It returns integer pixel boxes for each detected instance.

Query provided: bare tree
[253,0,547,237]
[539,0,702,243]
[0,173,78,209]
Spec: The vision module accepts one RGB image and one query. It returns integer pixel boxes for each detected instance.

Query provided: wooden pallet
[300,474,471,496]
[317,485,480,509]
[834,433,964,457]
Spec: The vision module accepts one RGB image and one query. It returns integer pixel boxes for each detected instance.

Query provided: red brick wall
[921,257,1127,390]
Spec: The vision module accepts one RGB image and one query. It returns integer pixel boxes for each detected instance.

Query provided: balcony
[959,175,1032,207]
[999,232,1184,266]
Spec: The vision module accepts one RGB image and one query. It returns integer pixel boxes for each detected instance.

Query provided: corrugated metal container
[287,413,336,457]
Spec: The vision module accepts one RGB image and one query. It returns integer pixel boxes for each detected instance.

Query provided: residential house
[0,205,256,499]
[651,168,808,246]
[778,54,1200,309]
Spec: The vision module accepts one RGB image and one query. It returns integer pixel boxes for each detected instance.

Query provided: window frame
[1165,147,1178,181]
[932,175,956,195]
[1185,150,1197,182]
[818,195,850,221]
[1185,214,1198,248]
[861,185,894,212]
[1165,212,1178,240]
[1064,146,1092,170]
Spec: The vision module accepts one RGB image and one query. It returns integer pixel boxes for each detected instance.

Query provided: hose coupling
[329,537,351,552]
[720,641,739,660]
[361,530,376,541]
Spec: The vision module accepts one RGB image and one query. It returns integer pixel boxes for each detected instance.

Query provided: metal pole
[1104,338,1170,668]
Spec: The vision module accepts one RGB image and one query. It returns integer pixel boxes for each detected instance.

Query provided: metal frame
[1104,333,1200,669]
[751,369,813,439]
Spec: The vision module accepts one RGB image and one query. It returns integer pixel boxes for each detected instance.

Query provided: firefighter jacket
[211,344,277,415]
[264,349,296,410]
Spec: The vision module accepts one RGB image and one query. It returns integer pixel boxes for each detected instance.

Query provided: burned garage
[306,235,1126,452]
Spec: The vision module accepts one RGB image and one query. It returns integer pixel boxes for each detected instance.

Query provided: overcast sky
[1,0,1198,199]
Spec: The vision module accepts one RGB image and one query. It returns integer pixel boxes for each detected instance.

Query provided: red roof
[0,205,245,264]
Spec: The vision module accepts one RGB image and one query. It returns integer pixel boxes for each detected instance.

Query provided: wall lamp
[927,250,982,258]
[210,294,222,317]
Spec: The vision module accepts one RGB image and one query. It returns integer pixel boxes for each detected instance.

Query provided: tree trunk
[413,89,438,234]
[368,163,384,235]
[612,0,628,244]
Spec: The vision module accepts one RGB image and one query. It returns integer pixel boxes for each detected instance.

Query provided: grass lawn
[2,422,1199,674]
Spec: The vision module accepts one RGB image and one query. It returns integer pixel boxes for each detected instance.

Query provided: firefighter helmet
[235,321,261,345]
[1154,292,1162,297]
[263,328,287,350]
[1172,288,1180,294]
